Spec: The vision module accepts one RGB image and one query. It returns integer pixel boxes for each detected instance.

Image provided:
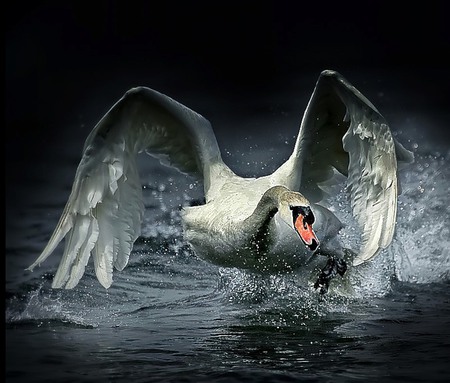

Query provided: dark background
[5,1,450,229]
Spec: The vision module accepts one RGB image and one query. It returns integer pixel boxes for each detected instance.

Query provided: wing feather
[27,87,231,288]
[274,70,413,265]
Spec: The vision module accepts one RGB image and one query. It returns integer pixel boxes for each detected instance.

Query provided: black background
[5,0,450,222]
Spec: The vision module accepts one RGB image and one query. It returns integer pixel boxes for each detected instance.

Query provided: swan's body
[28,70,413,289]
[183,182,341,273]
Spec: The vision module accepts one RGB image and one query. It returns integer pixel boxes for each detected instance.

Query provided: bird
[27,70,413,292]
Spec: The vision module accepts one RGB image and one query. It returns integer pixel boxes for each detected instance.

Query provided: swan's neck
[243,186,290,255]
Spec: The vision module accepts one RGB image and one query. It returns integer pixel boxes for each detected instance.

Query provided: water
[5,81,450,382]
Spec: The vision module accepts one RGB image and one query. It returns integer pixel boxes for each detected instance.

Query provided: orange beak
[294,214,319,251]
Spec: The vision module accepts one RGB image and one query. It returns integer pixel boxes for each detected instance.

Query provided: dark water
[5,78,450,382]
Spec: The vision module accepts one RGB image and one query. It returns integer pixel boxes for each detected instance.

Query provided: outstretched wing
[27,87,230,288]
[274,70,413,265]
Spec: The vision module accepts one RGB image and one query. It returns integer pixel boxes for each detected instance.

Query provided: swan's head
[273,187,320,252]
[260,186,320,252]
[289,205,319,251]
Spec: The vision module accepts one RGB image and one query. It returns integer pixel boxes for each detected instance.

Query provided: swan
[27,70,413,292]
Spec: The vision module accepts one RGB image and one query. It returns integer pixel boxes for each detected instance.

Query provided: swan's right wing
[273,70,413,265]
[27,87,230,289]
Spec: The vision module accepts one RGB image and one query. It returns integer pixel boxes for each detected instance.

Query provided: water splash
[5,284,96,328]
[395,149,450,283]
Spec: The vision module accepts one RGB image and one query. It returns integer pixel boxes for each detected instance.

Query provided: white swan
[27,70,413,291]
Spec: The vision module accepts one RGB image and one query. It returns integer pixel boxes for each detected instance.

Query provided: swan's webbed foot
[314,256,347,295]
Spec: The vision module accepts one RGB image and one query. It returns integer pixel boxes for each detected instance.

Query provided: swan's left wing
[274,70,413,265]
[27,87,230,288]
